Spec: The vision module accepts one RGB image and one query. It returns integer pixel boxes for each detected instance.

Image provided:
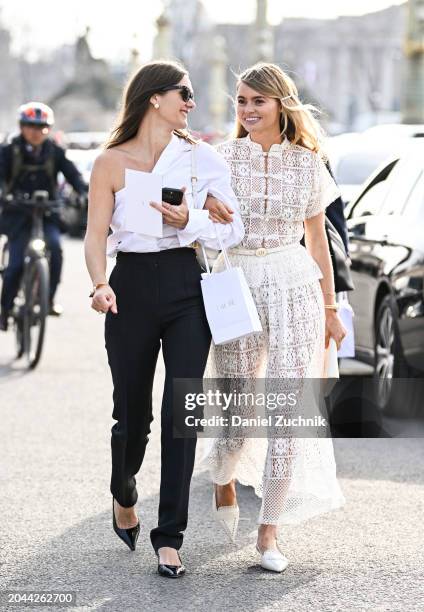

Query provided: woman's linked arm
[84,152,118,314]
[176,144,244,250]
[203,194,234,224]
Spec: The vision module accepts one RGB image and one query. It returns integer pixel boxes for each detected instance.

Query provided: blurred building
[402,0,424,123]
[49,29,122,132]
[0,2,412,135]
[0,24,127,135]
[155,1,407,134]
[273,4,406,132]
[0,15,22,134]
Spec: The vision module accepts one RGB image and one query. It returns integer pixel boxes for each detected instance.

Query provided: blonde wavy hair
[234,62,325,155]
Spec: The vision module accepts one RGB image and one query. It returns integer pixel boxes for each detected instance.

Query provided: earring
[154,103,160,109]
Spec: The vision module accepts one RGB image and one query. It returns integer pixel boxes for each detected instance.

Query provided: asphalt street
[0,237,423,612]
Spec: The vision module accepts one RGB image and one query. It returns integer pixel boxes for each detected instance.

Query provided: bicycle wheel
[23,257,50,369]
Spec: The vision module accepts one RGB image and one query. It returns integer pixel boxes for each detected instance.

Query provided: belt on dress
[228,244,301,257]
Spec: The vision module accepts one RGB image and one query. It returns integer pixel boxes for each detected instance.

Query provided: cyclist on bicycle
[0,102,88,331]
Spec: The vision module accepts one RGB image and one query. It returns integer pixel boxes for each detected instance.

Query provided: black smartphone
[162,187,184,206]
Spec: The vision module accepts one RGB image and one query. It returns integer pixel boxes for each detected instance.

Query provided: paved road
[1,237,423,612]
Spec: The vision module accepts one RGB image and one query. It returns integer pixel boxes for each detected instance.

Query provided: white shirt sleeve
[176,143,245,249]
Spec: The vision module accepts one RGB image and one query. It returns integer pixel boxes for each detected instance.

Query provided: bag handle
[190,144,231,275]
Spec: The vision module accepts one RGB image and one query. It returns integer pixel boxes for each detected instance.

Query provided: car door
[348,156,423,357]
[346,161,399,355]
[394,169,424,371]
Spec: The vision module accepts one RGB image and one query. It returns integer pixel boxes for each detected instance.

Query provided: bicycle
[0,190,69,369]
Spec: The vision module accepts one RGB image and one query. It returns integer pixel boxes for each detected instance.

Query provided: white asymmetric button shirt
[107,134,245,256]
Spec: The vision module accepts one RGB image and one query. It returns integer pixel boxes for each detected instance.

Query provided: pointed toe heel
[212,489,239,544]
[156,551,186,578]
[112,498,140,551]
[256,543,289,573]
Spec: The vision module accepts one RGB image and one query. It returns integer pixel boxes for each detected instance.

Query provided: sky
[0,0,406,63]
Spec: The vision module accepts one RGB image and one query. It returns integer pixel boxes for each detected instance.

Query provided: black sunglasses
[158,85,194,103]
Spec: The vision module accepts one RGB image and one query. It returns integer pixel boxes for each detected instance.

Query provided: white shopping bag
[324,337,340,378]
[199,232,262,345]
[337,293,355,358]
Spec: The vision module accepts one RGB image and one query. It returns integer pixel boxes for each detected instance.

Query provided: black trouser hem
[150,533,183,553]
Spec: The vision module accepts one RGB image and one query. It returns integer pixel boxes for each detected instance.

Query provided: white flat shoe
[212,489,239,543]
[256,543,289,573]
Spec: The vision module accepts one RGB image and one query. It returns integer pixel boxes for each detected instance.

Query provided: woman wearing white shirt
[84,60,243,578]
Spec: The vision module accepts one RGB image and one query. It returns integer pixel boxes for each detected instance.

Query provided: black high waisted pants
[105,247,211,552]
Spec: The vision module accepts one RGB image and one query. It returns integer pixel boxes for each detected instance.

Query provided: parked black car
[346,141,424,416]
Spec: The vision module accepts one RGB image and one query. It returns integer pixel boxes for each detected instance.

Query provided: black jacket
[300,161,349,253]
[0,135,87,237]
[324,163,349,254]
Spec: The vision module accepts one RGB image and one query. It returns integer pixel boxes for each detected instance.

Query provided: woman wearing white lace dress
[203,63,347,572]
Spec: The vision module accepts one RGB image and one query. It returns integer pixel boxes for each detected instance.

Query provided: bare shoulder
[92,148,122,171]
[91,148,124,192]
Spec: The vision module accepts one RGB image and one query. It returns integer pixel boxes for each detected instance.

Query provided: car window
[348,159,398,219]
[349,182,388,218]
[403,171,424,219]
[335,150,396,185]
[378,163,423,216]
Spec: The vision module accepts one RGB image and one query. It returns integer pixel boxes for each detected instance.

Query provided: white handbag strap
[190,144,231,275]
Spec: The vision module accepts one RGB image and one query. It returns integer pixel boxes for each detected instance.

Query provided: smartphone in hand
[162,187,184,206]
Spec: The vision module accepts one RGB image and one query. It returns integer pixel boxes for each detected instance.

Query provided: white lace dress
[202,134,346,525]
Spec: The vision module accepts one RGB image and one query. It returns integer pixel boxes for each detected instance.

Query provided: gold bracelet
[89,282,108,298]
[324,304,339,311]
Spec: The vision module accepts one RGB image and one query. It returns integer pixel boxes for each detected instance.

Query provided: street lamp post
[253,0,274,63]
[153,10,172,59]
[401,0,424,123]
[209,35,228,136]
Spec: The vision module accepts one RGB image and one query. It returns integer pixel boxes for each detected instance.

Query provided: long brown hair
[234,62,325,155]
[105,60,196,149]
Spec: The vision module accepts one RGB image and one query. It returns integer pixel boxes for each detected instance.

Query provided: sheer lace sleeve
[305,154,341,219]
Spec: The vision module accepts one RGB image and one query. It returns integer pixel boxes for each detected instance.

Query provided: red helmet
[18,102,55,127]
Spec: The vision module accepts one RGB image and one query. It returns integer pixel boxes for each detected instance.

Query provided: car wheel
[374,295,416,417]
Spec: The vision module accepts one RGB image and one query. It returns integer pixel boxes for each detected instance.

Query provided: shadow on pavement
[2,473,324,612]
[0,359,28,381]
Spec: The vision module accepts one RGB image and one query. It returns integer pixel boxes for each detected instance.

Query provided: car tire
[374,295,418,417]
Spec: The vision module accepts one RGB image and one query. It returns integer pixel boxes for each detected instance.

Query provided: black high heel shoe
[156,549,186,578]
[112,498,140,551]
